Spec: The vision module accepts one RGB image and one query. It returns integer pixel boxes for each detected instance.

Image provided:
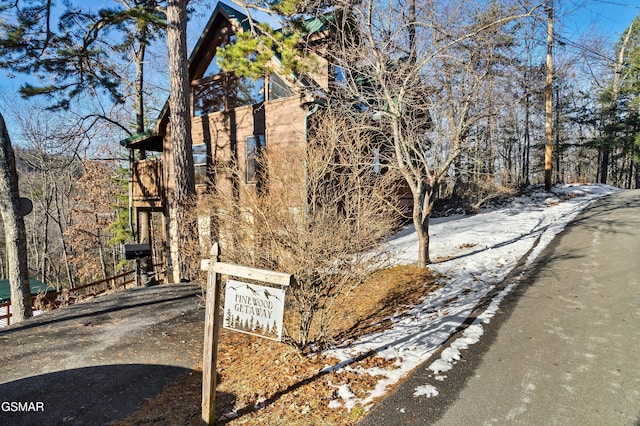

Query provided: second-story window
[228,76,265,109]
[193,74,265,117]
[245,135,266,184]
[268,72,294,100]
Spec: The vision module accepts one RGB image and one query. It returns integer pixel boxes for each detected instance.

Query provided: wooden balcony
[132,159,163,209]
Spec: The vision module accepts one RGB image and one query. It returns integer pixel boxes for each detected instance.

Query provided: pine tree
[166,0,196,282]
[0,0,165,113]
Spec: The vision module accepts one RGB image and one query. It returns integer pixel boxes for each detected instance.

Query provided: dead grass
[111,265,441,426]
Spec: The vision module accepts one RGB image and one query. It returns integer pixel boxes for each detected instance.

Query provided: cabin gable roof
[122,1,328,152]
[154,2,252,136]
[187,2,251,82]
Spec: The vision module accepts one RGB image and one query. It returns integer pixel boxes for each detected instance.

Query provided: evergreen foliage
[0,0,166,110]
[107,166,133,247]
[217,21,307,79]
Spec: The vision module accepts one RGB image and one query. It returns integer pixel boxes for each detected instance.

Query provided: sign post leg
[201,244,221,425]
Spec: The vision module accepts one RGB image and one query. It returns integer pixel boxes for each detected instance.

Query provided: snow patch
[322,184,618,411]
[414,385,439,398]
[328,382,358,410]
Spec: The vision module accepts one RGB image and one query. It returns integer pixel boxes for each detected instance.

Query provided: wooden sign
[223,279,285,341]
[200,244,291,425]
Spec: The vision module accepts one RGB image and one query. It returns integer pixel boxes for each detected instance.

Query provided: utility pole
[544,0,554,192]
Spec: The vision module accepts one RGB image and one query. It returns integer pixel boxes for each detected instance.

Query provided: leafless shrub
[193,108,401,350]
[455,174,518,213]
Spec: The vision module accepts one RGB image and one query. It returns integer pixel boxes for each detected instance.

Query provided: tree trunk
[544,3,554,192]
[408,0,416,62]
[0,112,33,322]
[135,38,146,137]
[166,0,196,282]
[54,187,75,288]
[413,191,431,267]
[134,36,154,283]
[97,227,108,280]
[138,209,153,284]
[600,146,609,184]
[40,192,50,284]
[523,83,531,185]
[416,223,430,268]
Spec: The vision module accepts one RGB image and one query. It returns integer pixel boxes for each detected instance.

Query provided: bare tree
[195,107,399,349]
[10,103,84,289]
[319,0,538,266]
[65,160,129,283]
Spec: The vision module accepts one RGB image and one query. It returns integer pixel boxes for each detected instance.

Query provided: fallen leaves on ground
[111,265,441,426]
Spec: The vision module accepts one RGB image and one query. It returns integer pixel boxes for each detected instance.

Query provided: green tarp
[0,277,51,302]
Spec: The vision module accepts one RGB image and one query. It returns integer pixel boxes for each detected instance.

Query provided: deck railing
[0,269,141,327]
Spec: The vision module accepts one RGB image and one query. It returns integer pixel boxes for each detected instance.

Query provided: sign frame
[200,244,291,425]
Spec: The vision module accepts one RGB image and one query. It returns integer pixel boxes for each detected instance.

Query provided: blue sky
[1,0,640,143]
[2,0,639,94]
[564,0,639,40]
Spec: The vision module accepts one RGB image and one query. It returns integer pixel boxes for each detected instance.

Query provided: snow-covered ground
[324,183,620,411]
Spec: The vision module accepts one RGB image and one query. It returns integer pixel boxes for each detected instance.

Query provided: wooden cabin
[122,3,327,281]
[122,3,419,282]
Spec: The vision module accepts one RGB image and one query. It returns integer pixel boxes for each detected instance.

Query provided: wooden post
[201,243,221,425]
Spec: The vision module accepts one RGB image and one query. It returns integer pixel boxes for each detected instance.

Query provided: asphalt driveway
[0,283,205,425]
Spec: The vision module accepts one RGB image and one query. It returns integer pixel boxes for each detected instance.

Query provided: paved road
[361,189,640,425]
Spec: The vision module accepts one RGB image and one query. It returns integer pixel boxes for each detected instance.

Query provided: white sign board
[223,279,285,341]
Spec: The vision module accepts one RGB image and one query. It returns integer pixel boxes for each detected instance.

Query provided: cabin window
[204,52,223,77]
[228,76,265,109]
[193,35,298,116]
[193,74,265,116]
[245,135,266,184]
[193,143,208,185]
[193,75,227,115]
[332,65,347,88]
[269,72,294,100]
[202,34,236,78]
